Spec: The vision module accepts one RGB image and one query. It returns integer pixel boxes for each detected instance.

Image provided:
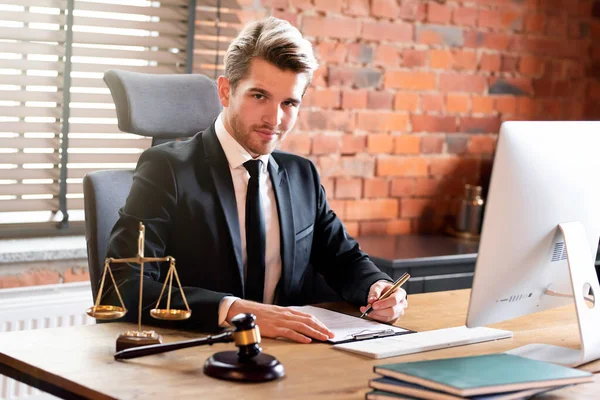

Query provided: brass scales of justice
[86,222,284,382]
[87,221,191,350]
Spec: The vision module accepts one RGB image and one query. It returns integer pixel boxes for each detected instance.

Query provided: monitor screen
[466,121,600,329]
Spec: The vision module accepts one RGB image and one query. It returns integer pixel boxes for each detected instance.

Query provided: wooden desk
[0,290,597,399]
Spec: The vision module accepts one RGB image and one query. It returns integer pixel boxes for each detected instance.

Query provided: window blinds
[0,0,251,232]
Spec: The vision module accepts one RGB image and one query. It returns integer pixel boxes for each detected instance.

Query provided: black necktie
[243,159,266,302]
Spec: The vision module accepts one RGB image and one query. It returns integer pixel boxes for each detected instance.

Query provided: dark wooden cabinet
[357,235,478,295]
[358,235,600,295]
[303,235,600,301]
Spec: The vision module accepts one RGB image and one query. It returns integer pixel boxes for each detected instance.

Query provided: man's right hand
[226,299,335,344]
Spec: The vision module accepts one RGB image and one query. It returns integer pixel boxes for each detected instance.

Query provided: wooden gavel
[114,313,284,382]
[114,313,261,360]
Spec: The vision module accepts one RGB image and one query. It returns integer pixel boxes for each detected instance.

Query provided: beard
[228,112,285,157]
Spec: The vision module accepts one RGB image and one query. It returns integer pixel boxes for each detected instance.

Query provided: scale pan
[86,305,127,320]
[150,309,191,320]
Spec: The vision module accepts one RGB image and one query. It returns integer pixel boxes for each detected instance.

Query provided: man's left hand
[359,280,408,323]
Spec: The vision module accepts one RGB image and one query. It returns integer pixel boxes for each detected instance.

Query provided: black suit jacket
[105,123,391,332]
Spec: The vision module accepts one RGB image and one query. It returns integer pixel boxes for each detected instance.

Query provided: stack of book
[366,353,593,399]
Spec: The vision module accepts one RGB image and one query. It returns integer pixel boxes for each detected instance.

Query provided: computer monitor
[466,121,600,367]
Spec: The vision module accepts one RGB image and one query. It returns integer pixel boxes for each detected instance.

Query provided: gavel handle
[114,331,234,360]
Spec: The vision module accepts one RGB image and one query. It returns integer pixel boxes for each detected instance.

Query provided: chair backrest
[103,69,222,144]
[84,69,222,300]
[83,170,133,300]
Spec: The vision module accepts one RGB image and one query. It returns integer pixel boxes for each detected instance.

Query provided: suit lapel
[202,126,244,296]
[268,155,295,301]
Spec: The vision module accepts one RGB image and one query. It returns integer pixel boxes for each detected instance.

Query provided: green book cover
[369,377,569,400]
[366,390,412,399]
[373,353,592,397]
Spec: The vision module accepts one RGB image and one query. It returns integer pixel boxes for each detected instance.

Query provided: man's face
[218,57,308,157]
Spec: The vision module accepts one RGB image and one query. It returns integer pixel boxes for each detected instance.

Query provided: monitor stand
[507,221,600,367]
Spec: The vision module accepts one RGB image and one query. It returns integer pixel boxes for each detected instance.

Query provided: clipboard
[289,305,415,345]
[331,327,415,345]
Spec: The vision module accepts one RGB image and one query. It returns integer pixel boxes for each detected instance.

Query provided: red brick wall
[0,266,89,289]
[5,1,597,290]
[266,0,599,236]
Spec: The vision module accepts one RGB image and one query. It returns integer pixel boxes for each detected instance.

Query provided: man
[105,17,407,343]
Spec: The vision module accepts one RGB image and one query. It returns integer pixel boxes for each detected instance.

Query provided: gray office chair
[83,69,222,301]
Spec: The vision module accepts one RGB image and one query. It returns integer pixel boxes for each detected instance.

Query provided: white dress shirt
[215,113,282,326]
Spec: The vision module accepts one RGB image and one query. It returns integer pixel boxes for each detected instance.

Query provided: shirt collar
[215,112,270,172]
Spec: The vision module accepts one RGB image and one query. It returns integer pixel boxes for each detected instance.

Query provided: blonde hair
[224,17,318,93]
